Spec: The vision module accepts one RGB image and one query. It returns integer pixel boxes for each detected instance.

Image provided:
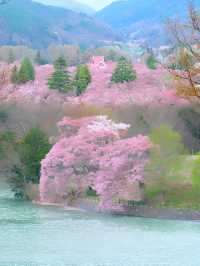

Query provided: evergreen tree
[54,56,67,71]
[18,58,35,84]
[74,65,91,96]
[146,55,157,70]
[48,56,71,92]
[111,57,136,83]
[10,127,51,198]
[48,70,71,92]
[18,127,51,184]
[10,65,19,84]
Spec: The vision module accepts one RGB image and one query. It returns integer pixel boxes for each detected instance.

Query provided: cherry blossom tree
[40,116,152,211]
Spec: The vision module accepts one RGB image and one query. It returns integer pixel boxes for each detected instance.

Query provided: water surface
[1,193,200,266]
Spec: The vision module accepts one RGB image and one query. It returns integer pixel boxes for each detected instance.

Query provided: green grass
[150,187,200,211]
[145,185,162,199]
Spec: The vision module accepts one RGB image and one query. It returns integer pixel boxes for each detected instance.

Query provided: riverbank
[113,206,200,221]
[27,182,200,221]
[34,198,200,221]
[2,197,200,266]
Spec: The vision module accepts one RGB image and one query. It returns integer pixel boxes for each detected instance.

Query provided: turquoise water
[1,195,200,266]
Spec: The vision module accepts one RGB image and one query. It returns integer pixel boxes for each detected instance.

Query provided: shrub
[145,124,187,197]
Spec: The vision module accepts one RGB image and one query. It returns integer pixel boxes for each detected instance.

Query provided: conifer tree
[146,54,157,70]
[111,57,136,83]
[74,65,91,96]
[10,65,18,84]
[54,56,67,71]
[48,56,71,92]
[18,58,35,84]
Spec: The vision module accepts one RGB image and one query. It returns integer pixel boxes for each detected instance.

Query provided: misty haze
[1,0,200,265]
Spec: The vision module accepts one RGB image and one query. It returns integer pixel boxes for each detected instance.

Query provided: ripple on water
[1,198,200,266]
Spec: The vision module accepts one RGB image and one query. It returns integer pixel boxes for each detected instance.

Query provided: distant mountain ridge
[34,0,95,15]
[96,0,200,45]
[0,0,117,49]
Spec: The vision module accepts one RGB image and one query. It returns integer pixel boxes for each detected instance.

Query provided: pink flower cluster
[0,62,188,106]
[40,116,152,210]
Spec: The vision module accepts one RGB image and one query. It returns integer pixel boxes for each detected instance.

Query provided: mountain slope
[0,0,117,49]
[34,0,95,15]
[96,0,200,45]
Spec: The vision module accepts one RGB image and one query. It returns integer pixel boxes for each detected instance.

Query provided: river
[1,188,200,266]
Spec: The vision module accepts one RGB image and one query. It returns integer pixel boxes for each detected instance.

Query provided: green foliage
[0,109,13,158]
[17,127,51,184]
[48,56,72,92]
[191,153,200,189]
[0,130,15,159]
[145,185,162,199]
[146,124,187,195]
[54,56,67,71]
[168,62,183,70]
[111,57,136,83]
[85,187,98,198]
[10,65,19,84]
[18,57,35,84]
[10,165,26,199]
[146,55,157,70]
[73,65,91,96]
[0,131,15,142]
[156,187,200,210]
[48,70,71,92]
[0,109,8,123]
[149,124,185,153]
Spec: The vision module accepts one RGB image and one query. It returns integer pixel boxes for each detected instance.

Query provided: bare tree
[167,4,200,99]
[0,64,10,87]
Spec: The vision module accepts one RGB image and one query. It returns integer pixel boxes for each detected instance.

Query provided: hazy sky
[78,0,118,10]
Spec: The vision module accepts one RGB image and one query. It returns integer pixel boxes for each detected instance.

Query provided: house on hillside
[90,56,107,69]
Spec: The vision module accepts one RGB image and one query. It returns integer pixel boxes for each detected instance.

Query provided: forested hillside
[96,0,200,45]
[0,0,117,48]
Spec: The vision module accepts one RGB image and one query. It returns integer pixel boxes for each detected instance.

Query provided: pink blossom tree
[40,116,152,210]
